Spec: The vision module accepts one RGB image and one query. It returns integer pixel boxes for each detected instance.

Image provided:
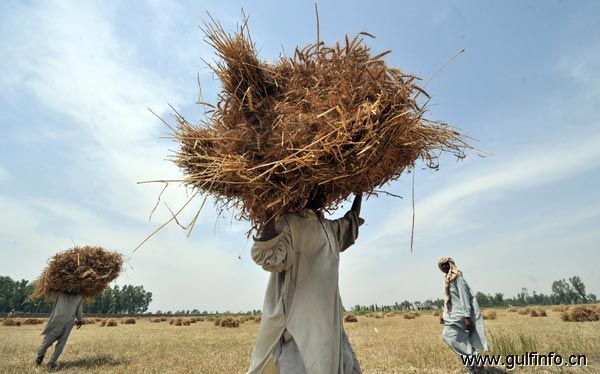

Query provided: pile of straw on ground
[2,319,21,327]
[561,306,600,322]
[530,308,547,317]
[482,310,497,320]
[33,246,123,299]
[220,317,239,328]
[122,318,136,325]
[344,314,358,323]
[22,318,44,325]
[165,18,470,232]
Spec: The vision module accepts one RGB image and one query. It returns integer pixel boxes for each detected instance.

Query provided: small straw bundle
[155,16,470,234]
[33,246,123,299]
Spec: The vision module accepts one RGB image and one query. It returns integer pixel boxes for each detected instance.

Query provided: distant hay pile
[220,317,239,328]
[122,318,136,325]
[82,318,96,325]
[507,307,518,313]
[403,312,420,319]
[2,319,21,327]
[482,310,497,320]
[23,318,44,325]
[33,246,123,299]
[433,310,441,317]
[101,319,118,327]
[518,308,531,315]
[161,18,470,233]
[561,306,600,322]
[530,308,547,318]
[344,314,358,323]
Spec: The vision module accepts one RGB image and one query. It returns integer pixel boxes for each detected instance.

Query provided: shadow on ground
[56,355,129,370]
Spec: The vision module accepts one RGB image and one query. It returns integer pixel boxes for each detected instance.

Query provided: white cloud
[375,132,600,242]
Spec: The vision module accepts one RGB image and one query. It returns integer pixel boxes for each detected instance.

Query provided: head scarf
[437,257,463,312]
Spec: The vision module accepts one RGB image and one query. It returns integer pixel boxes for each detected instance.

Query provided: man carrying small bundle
[437,257,488,373]
[36,290,84,370]
[248,190,363,374]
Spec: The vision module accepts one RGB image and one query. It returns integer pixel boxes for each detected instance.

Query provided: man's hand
[75,320,83,329]
[257,210,279,241]
[464,317,473,332]
[439,315,444,325]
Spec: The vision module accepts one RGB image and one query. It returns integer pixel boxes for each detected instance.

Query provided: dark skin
[76,320,83,329]
[439,261,473,332]
[258,192,362,241]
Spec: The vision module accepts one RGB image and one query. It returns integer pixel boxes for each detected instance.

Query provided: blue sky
[1,0,599,312]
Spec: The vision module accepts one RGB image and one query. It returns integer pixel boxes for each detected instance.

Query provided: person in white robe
[437,257,488,373]
[36,290,83,369]
[248,191,364,374]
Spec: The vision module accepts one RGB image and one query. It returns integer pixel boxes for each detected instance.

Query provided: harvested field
[0,310,598,373]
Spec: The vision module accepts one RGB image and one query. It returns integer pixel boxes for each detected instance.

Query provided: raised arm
[351,194,362,216]
[251,216,295,273]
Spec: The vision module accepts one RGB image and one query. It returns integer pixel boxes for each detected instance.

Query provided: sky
[1,0,599,313]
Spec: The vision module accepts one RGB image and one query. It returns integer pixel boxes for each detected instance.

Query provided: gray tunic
[42,291,83,336]
[442,276,488,355]
[248,209,362,374]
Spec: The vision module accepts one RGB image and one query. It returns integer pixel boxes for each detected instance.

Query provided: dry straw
[140,14,470,241]
[344,314,358,323]
[32,246,123,299]
[561,306,600,322]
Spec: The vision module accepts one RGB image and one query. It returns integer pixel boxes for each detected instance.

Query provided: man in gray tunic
[248,191,363,374]
[36,290,84,369]
[437,257,488,373]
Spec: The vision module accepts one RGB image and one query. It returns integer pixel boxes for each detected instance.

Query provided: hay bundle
[374,313,384,319]
[483,310,497,320]
[530,308,547,317]
[507,307,518,313]
[190,318,197,323]
[33,246,123,299]
[403,312,417,320]
[104,320,118,327]
[518,308,531,315]
[214,318,221,326]
[160,317,167,321]
[220,317,239,328]
[561,306,600,322]
[164,19,470,233]
[23,318,44,325]
[99,320,107,327]
[183,320,191,326]
[344,314,358,323]
[150,318,161,323]
[433,310,441,317]
[82,318,96,325]
[254,316,261,323]
[2,319,21,326]
[122,318,136,325]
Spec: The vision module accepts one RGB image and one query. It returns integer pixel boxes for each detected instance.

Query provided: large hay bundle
[2,319,21,327]
[561,306,600,322]
[344,314,358,323]
[164,19,469,232]
[33,246,123,299]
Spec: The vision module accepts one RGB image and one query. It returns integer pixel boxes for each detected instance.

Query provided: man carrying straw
[437,257,488,373]
[35,290,84,370]
[248,191,363,374]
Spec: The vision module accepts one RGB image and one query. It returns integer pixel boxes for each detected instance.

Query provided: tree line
[351,275,597,312]
[0,276,152,314]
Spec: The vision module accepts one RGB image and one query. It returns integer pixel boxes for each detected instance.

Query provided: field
[1,309,599,373]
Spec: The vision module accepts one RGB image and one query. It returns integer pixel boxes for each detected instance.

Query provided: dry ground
[1,309,599,373]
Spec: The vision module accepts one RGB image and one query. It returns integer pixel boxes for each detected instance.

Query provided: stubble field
[1,308,599,373]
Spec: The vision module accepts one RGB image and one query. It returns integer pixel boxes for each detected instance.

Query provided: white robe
[42,291,83,336]
[248,209,362,374]
[442,276,488,356]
